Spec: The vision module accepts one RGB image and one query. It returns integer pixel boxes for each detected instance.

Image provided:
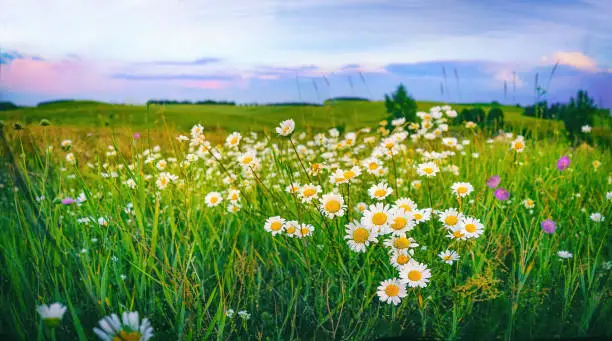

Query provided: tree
[559,90,596,145]
[485,107,504,131]
[384,84,417,126]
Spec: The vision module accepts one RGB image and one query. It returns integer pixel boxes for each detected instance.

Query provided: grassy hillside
[0,100,565,137]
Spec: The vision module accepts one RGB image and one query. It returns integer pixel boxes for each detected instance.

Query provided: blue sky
[0,0,611,107]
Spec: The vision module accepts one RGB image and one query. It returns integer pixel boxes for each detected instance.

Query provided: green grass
[0,105,610,340]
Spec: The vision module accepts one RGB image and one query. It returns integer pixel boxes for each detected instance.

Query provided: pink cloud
[0,58,126,94]
[548,51,599,71]
[179,80,231,90]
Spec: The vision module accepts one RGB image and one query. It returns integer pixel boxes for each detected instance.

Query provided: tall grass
[0,109,610,340]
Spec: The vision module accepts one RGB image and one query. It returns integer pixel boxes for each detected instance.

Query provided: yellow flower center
[457,186,468,194]
[374,189,387,197]
[424,167,433,174]
[285,225,296,234]
[230,137,238,144]
[445,216,458,226]
[344,170,356,179]
[397,254,410,265]
[300,227,310,235]
[303,188,316,197]
[210,196,219,204]
[413,213,423,220]
[400,204,412,212]
[414,183,421,189]
[391,217,407,230]
[160,178,168,186]
[231,194,239,200]
[407,270,422,281]
[394,237,410,249]
[113,331,142,341]
[384,284,400,297]
[443,255,452,261]
[453,230,464,239]
[465,223,477,233]
[352,228,370,243]
[514,142,524,149]
[270,221,283,231]
[242,156,253,164]
[325,200,341,213]
[372,212,387,225]
[368,162,378,170]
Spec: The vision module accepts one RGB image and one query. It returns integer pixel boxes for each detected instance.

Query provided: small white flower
[276,119,295,136]
[590,213,604,222]
[557,251,573,259]
[37,303,67,328]
[439,250,460,264]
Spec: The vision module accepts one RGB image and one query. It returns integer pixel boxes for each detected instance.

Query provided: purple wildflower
[557,156,570,171]
[61,197,76,205]
[487,175,501,189]
[494,188,510,201]
[541,219,557,234]
[133,132,141,140]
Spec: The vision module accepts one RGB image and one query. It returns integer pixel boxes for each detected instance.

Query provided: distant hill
[37,99,105,107]
[0,101,20,111]
[325,97,370,104]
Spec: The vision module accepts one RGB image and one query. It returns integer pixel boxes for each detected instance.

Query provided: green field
[0,102,610,340]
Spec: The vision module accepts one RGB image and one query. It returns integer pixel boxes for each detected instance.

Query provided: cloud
[110,73,237,81]
[136,58,222,66]
[551,51,599,71]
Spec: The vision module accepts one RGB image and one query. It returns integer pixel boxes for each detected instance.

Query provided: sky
[1,0,611,107]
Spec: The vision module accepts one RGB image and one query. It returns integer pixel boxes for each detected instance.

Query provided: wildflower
[590,213,605,222]
[298,184,321,203]
[93,311,153,341]
[238,310,251,320]
[389,249,414,270]
[439,250,460,264]
[355,202,367,213]
[438,208,462,228]
[384,235,418,251]
[592,160,601,169]
[362,203,392,230]
[37,303,67,328]
[394,198,417,213]
[156,172,178,190]
[238,150,257,168]
[344,221,378,253]
[61,197,76,205]
[486,175,501,189]
[155,159,167,170]
[511,138,525,152]
[225,132,242,148]
[541,219,556,234]
[225,309,235,318]
[227,189,240,203]
[297,223,315,237]
[264,216,285,236]
[283,220,299,237]
[465,121,477,129]
[412,208,432,224]
[97,217,109,227]
[446,225,466,240]
[400,260,431,288]
[227,203,241,213]
[606,192,612,201]
[285,182,301,194]
[557,251,573,259]
[461,217,484,238]
[133,132,141,139]
[61,140,72,150]
[557,156,570,171]
[411,180,422,190]
[417,162,440,177]
[494,188,510,201]
[451,182,473,198]
[387,209,416,235]
[523,198,535,209]
[581,125,592,133]
[377,278,407,305]
[205,192,223,207]
[65,153,76,164]
[320,193,346,218]
[368,182,393,201]
[276,119,295,136]
[125,178,137,189]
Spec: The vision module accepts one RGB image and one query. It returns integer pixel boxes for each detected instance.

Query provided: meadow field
[0,102,610,340]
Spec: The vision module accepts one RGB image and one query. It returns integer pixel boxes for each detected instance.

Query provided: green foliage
[0,101,20,111]
[559,90,597,145]
[485,107,504,131]
[384,84,417,125]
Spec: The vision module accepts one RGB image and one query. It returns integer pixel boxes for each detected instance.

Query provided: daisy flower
[362,203,392,230]
[298,184,321,203]
[227,204,241,213]
[238,151,257,168]
[384,235,418,251]
[368,182,393,201]
[320,193,346,218]
[276,119,295,136]
[417,162,440,177]
[205,192,223,207]
[156,172,178,190]
[511,138,525,152]
[37,303,67,328]
[522,198,535,209]
[400,260,431,288]
[342,166,362,182]
[362,158,383,174]
[297,223,315,238]
[590,213,605,222]
[264,216,286,236]
[124,178,137,189]
[412,208,432,224]
[389,249,414,270]
[285,182,301,194]
[387,209,416,235]
[438,208,462,228]
[225,132,242,148]
[155,159,167,170]
[227,189,240,203]
[61,139,72,149]
[377,278,407,305]
[344,221,378,253]
[355,202,367,213]
[592,160,601,169]
[446,225,466,240]
[461,217,484,238]
[451,182,473,198]
[439,250,460,264]
[557,251,573,259]
[411,180,422,190]
[284,220,299,237]
[93,311,153,341]
[65,153,76,164]
[581,125,592,133]
[394,197,417,213]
